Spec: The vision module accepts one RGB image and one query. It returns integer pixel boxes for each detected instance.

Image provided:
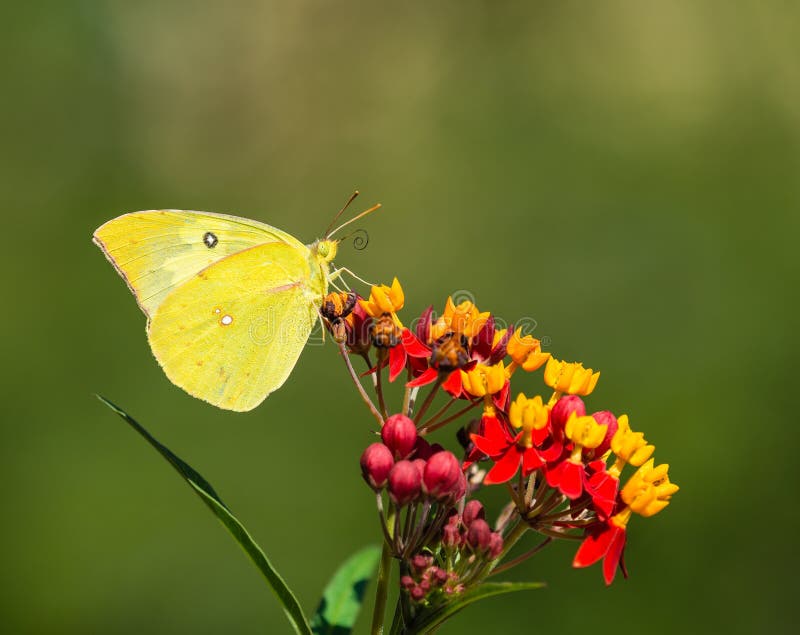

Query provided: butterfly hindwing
[93,210,308,318]
[147,241,321,412]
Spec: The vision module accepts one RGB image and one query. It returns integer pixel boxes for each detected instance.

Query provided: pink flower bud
[400,575,416,590]
[411,458,427,478]
[588,411,618,458]
[411,554,433,572]
[442,523,462,547]
[432,567,448,586]
[452,470,468,502]
[382,414,418,459]
[445,510,461,527]
[488,532,504,559]
[462,500,485,528]
[466,518,492,552]
[388,460,422,506]
[360,443,394,490]
[550,395,586,440]
[422,451,462,500]
[410,586,426,601]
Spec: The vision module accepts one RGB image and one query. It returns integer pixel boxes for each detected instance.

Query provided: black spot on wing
[203,232,218,248]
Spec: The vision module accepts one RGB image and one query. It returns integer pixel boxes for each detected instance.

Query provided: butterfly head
[313,238,339,264]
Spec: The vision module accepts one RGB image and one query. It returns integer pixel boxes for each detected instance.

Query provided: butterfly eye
[203,232,218,248]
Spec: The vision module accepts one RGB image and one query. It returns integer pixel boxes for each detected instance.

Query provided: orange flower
[506,332,550,371]
[429,296,490,341]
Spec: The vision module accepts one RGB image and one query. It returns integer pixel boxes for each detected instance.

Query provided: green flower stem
[493,519,529,566]
[371,504,396,635]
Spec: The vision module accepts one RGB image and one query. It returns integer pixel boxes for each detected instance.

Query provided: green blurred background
[2,1,797,633]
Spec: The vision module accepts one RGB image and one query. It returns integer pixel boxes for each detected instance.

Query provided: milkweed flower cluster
[321,278,678,627]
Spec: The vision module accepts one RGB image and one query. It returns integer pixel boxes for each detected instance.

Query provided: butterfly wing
[147,241,323,411]
[93,210,308,318]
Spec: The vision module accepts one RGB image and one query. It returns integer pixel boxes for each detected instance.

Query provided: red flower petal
[560,461,585,500]
[407,367,438,388]
[545,461,565,488]
[388,345,407,382]
[521,447,543,475]
[482,415,515,442]
[471,315,495,361]
[441,369,463,397]
[484,447,522,485]
[415,307,433,343]
[586,471,619,519]
[539,440,564,462]
[573,524,617,568]
[603,527,627,585]
[488,324,512,366]
[492,380,510,411]
[470,432,509,457]
[401,328,431,358]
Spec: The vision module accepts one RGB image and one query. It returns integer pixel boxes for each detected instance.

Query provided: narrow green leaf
[96,395,312,635]
[310,545,381,634]
[407,581,545,633]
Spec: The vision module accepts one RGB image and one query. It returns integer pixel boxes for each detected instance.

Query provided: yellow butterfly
[93,195,379,412]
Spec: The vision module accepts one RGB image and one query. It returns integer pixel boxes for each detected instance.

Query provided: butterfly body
[94,210,339,411]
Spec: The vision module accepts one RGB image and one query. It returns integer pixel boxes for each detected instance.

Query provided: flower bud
[466,518,492,552]
[550,395,586,440]
[442,523,462,547]
[588,411,619,458]
[388,460,422,506]
[360,443,394,490]
[422,451,462,500]
[453,470,467,502]
[410,586,426,601]
[382,414,418,459]
[400,575,416,590]
[488,532,504,559]
[462,500,485,528]
[411,554,433,573]
[432,567,448,586]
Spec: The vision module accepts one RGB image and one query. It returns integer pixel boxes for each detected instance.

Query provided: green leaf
[96,395,312,635]
[310,545,381,634]
[405,581,545,634]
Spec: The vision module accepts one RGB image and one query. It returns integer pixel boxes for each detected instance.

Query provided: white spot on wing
[221,314,233,326]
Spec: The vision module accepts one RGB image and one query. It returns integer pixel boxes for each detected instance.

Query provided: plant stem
[375,354,389,418]
[489,537,552,577]
[338,341,384,427]
[418,399,480,436]
[371,505,396,635]
[418,397,456,430]
[413,377,443,424]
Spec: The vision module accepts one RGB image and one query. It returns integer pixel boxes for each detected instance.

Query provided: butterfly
[93,193,380,412]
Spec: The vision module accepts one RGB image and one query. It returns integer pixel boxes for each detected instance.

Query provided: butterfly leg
[329,266,375,289]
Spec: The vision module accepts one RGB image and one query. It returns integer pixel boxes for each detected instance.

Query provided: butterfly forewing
[93,210,308,318]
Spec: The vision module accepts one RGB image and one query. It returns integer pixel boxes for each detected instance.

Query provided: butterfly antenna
[328,203,382,239]
[324,190,360,239]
